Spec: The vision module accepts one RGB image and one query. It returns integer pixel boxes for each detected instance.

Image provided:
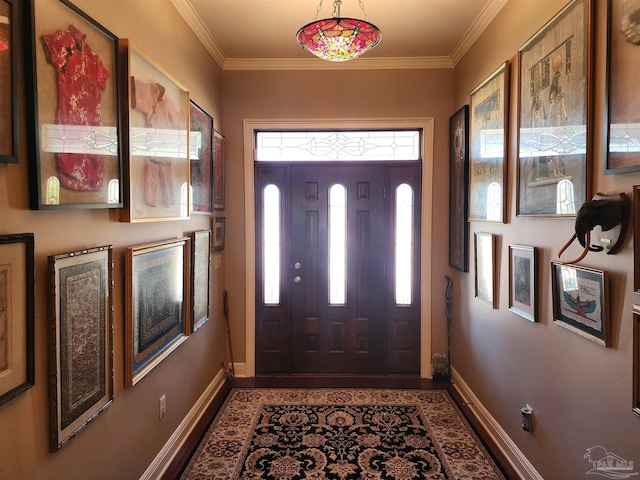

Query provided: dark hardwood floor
[162,375,519,480]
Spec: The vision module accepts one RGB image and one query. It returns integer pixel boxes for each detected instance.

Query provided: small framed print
[125,238,190,387]
[469,61,510,222]
[120,39,190,222]
[190,230,211,332]
[517,0,594,216]
[449,105,469,272]
[190,101,214,213]
[508,245,538,322]
[474,232,497,308]
[0,0,18,163]
[0,234,35,406]
[214,130,225,210]
[48,246,113,450]
[551,261,609,346]
[214,216,225,252]
[24,0,123,208]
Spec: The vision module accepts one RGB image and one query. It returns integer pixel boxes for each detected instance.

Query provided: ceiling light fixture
[296,0,381,62]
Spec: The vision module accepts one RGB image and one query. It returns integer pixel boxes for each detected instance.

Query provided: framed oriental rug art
[120,40,190,222]
[517,0,593,217]
[469,61,510,223]
[0,0,18,163]
[0,234,35,407]
[125,238,190,387]
[48,246,113,451]
[551,261,609,346]
[190,230,211,332]
[24,0,122,209]
[606,0,640,173]
[448,105,469,272]
[189,101,214,214]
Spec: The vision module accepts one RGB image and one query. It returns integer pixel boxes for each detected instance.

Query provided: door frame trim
[244,118,434,378]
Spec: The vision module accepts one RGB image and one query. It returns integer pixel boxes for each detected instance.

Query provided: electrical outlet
[521,404,533,433]
[159,394,166,419]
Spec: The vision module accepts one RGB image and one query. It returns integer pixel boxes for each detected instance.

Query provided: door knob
[293,275,302,283]
[294,262,302,270]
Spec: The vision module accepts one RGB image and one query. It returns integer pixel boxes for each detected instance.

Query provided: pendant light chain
[332,0,342,18]
[358,0,370,20]
[314,0,324,20]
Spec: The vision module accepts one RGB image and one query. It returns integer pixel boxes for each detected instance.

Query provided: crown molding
[171,0,227,67]
[450,0,509,66]
[223,56,453,71]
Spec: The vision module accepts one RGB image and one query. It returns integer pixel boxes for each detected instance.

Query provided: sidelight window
[328,184,347,305]
[395,183,414,305]
[263,184,281,305]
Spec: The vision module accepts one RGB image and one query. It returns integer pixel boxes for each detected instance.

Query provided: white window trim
[243,118,434,378]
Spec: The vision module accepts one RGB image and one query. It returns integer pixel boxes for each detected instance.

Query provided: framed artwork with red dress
[119,40,191,222]
[24,0,123,209]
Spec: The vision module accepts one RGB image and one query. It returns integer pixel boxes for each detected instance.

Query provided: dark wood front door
[255,163,421,375]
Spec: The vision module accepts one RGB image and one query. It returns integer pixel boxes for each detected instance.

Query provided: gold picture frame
[125,238,190,387]
[469,61,510,223]
[119,39,190,222]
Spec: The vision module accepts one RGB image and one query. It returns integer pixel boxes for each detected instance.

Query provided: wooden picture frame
[0,234,35,406]
[214,216,226,252]
[190,101,214,213]
[474,232,497,308]
[0,0,17,163]
[605,0,640,173]
[449,105,469,271]
[213,130,225,210]
[125,238,190,387]
[517,0,593,217]
[190,230,211,332]
[508,244,538,322]
[48,246,113,450]
[633,305,640,417]
[469,61,510,222]
[551,261,609,346]
[119,39,190,222]
[24,0,123,209]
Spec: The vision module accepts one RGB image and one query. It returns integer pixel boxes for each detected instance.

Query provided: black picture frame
[0,233,35,406]
[24,0,123,209]
[449,105,469,272]
[0,0,18,163]
[190,101,214,214]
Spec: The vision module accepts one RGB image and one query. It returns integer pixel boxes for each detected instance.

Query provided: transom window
[256,130,421,162]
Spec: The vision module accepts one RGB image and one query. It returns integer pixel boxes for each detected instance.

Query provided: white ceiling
[171,0,509,70]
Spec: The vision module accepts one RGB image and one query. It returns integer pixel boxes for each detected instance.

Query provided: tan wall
[0,1,225,479]
[453,0,640,478]
[221,68,455,366]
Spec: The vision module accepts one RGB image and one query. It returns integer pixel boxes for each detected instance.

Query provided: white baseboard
[140,368,228,480]
[451,367,543,480]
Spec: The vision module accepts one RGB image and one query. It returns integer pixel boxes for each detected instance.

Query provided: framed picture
[0,0,17,163]
[190,230,211,332]
[635,185,640,293]
[606,0,640,173]
[0,234,35,406]
[508,244,538,322]
[214,216,226,252]
[48,246,113,450]
[125,238,190,387]
[517,0,594,217]
[24,0,122,208]
[214,130,225,210]
[449,105,469,272]
[119,39,190,222]
[633,305,640,417]
[190,101,214,213]
[551,261,609,346]
[469,61,510,222]
[474,232,497,308]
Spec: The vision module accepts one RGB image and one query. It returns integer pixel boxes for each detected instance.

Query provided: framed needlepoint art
[24,0,123,209]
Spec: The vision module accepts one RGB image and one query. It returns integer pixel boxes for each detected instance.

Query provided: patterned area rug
[181,389,505,480]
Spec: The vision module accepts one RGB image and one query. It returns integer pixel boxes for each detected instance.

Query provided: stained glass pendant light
[296,0,381,62]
